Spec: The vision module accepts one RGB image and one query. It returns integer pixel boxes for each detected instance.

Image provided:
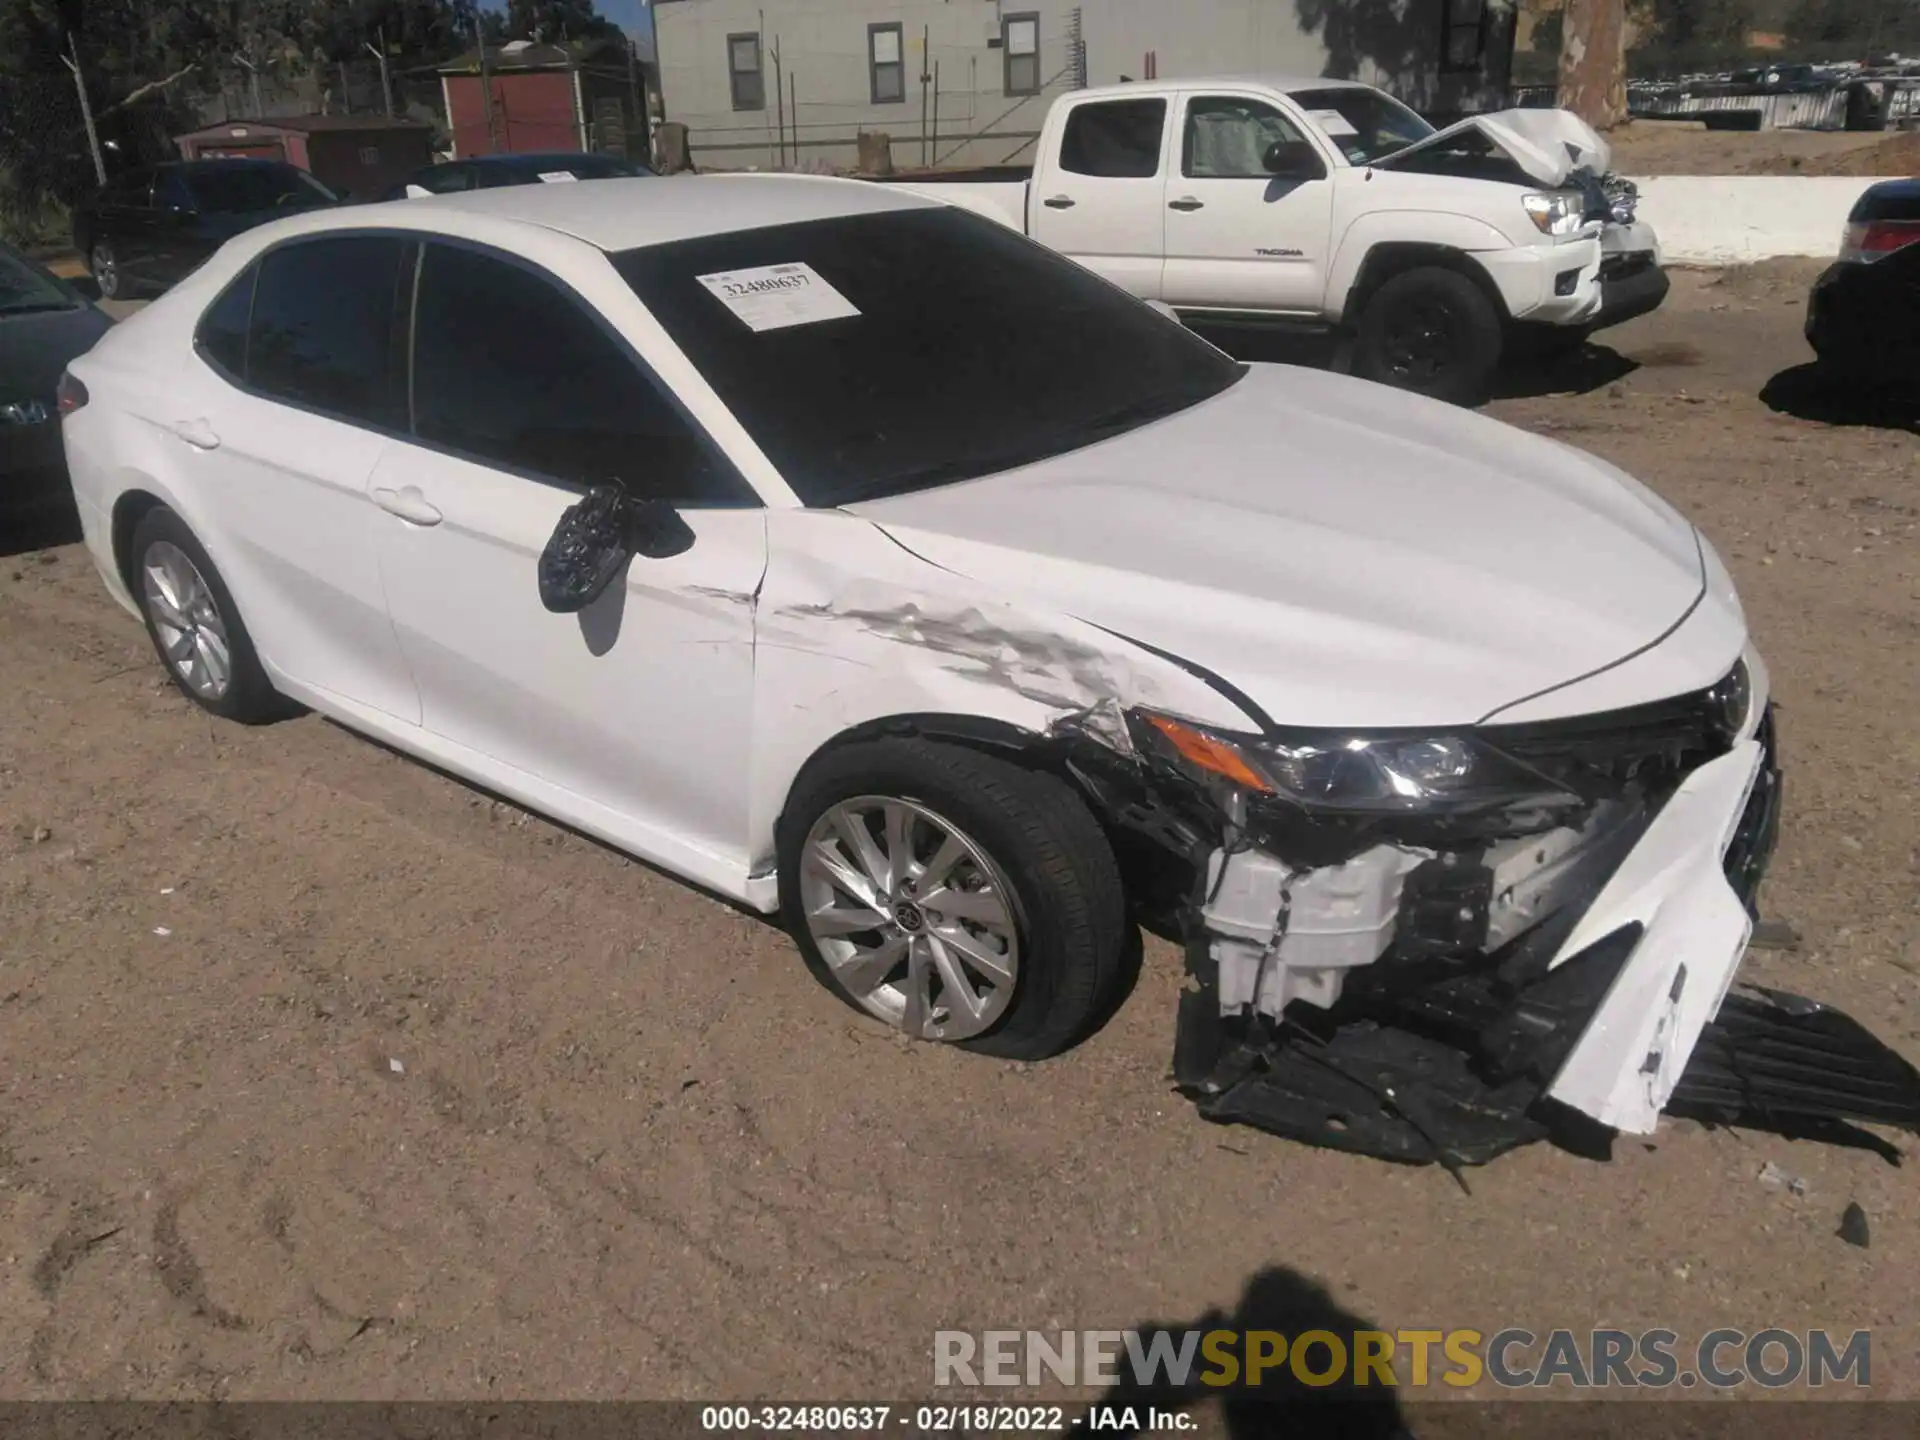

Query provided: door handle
[1168,197,1205,212]
[169,418,220,450]
[1042,195,1076,209]
[372,485,443,526]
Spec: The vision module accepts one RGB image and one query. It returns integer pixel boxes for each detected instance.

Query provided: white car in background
[58,176,1917,1169]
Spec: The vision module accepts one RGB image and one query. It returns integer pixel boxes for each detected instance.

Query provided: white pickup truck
[881,77,1667,404]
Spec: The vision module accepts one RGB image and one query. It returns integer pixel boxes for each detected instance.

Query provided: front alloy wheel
[778,737,1128,1060]
[799,796,1020,1042]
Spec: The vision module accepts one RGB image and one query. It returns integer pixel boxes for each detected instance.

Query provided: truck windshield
[613,207,1244,507]
[1290,87,1435,166]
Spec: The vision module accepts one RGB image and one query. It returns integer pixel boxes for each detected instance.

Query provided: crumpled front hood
[1377,107,1611,187]
[849,365,1720,730]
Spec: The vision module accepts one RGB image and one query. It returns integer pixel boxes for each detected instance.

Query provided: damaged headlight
[1522,190,1586,238]
[1138,712,1579,817]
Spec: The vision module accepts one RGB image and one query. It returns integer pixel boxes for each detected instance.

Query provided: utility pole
[476,12,499,152]
[234,51,264,118]
[60,32,108,186]
[367,27,394,116]
[1558,0,1629,130]
[627,33,649,161]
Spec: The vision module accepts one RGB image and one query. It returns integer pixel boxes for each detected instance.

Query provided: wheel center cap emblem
[893,900,925,933]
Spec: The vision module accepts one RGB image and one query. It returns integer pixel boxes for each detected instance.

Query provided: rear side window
[1059,99,1166,179]
[409,243,754,507]
[246,236,412,429]
[194,266,256,378]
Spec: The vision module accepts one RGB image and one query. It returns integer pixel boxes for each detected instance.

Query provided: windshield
[1290,87,1435,166]
[187,164,337,213]
[0,246,79,315]
[612,207,1244,507]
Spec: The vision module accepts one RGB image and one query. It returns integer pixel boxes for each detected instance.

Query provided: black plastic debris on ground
[1176,974,1920,1171]
[1669,985,1920,1139]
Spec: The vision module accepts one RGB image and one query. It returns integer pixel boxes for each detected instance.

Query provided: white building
[653,0,1519,171]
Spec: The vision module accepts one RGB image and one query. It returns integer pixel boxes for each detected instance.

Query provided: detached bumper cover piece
[1672,987,1920,1135]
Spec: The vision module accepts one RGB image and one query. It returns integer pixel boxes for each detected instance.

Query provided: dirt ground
[2,264,1917,1410]
[1605,121,1917,175]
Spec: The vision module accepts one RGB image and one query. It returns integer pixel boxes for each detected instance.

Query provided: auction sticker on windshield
[696,263,861,332]
[1308,108,1359,137]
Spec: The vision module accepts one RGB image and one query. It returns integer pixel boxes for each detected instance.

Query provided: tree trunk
[1557,0,1628,130]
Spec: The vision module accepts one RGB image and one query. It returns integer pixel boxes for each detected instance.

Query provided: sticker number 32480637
[695,263,862,332]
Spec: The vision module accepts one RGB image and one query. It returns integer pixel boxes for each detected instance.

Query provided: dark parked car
[72,159,338,299]
[0,241,112,517]
[381,150,653,200]
[1805,177,1920,384]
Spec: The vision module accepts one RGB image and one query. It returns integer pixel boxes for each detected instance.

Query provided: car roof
[330,173,939,252]
[1071,76,1377,103]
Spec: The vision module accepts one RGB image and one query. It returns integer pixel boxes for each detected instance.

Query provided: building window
[869,23,905,105]
[728,32,765,111]
[1440,0,1488,73]
[1003,13,1040,96]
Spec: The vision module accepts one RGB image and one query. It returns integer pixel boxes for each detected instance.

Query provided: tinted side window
[1059,100,1166,179]
[247,236,411,429]
[155,169,195,211]
[420,166,474,193]
[105,171,155,207]
[195,265,257,379]
[410,243,753,507]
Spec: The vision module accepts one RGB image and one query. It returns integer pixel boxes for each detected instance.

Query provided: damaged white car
[62,177,1919,1168]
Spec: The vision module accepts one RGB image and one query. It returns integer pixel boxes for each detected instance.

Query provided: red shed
[439,39,651,162]
[174,116,435,200]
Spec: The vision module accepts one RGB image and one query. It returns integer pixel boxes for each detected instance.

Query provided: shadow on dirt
[1761,364,1920,434]
[1081,1264,1412,1438]
[1192,324,1638,403]
[1491,341,1639,401]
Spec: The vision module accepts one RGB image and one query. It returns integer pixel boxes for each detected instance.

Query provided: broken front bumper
[1543,717,1776,1133]
[1588,249,1670,334]
[1166,702,1919,1166]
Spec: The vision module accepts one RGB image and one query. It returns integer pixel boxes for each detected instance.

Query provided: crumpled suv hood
[850,364,1721,729]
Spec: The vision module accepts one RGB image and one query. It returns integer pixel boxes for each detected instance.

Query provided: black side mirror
[1264,139,1326,180]
[538,484,695,614]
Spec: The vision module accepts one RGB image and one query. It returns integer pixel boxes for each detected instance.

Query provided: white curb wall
[1627,176,1886,265]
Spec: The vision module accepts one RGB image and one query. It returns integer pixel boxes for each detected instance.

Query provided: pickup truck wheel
[779,738,1127,1061]
[1354,267,1503,406]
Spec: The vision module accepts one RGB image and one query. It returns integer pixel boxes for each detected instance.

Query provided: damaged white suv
[62,177,1918,1168]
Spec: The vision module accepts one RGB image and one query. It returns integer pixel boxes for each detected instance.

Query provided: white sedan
[62,176,1881,1167]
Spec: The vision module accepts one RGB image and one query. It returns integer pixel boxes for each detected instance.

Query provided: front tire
[778,738,1127,1060]
[1353,266,1504,406]
[129,507,285,723]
